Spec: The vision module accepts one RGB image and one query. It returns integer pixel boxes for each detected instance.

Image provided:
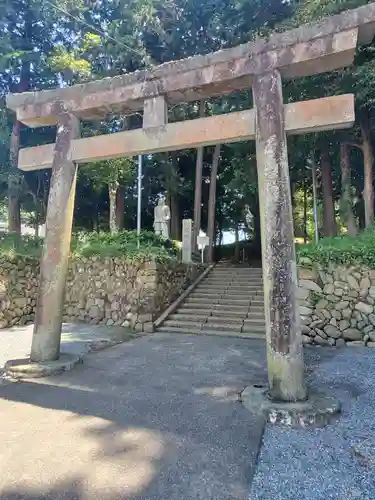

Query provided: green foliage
[297,228,375,268]
[2,0,375,247]
[70,230,179,260]
[286,0,369,26]
[47,47,92,78]
[81,157,136,189]
[0,231,42,258]
[0,230,179,261]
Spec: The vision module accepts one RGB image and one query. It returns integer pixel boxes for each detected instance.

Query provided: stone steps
[158,326,202,335]
[176,307,212,316]
[204,274,263,279]
[180,302,250,313]
[164,319,206,329]
[157,326,265,340]
[226,284,263,289]
[185,298,220,306]
[248,307,264,313]
[249,298,264,304]
[169,312,209,322]
[210,309,251,318]
[192,289,262,296]
[189,292,224,300]
[205,321,244,332]
[155,264,267,339]
[223,293,262,298]
[198,285,261,293]
[209,304,249,311]
[243,321,266,332]
[245,312,265,320]
[204,278,263,284]
[217,299,251,306]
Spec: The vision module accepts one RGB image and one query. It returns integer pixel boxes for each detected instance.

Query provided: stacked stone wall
[2,255,374,346]
[0,255,202,331]
[299,265,375,347]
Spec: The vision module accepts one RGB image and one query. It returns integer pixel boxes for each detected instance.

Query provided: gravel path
[249,347,375,500]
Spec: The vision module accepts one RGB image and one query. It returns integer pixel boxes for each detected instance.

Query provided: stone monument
[153,197,171,238]
[182,219,193,263]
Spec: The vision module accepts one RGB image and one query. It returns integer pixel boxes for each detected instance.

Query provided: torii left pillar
[31,106,80,362]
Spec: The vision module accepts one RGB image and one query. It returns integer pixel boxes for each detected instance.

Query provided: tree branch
[343,141,363,151]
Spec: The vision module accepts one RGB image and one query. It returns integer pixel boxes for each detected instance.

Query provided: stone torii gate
[6,4,375,401]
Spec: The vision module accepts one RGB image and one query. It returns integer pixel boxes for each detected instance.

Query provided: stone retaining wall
[0,255,203,331]
[299,265,375,347]
[2,255,374,346]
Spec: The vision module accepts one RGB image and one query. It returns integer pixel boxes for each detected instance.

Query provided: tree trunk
[361,120,374,227]
[340,143,357,235]
[164,152,181,240]
[219,223,223,246]
[193,100,205,247]
[108,182,118,233]
[234,223,240,262]
[34,207,39,237]
[207,145,221,262]
[303,178,308,243]
[252,197,261,256]
[96,204,100,233]
[116,186,125,230]
[321,146,336,237]
[8,6,32,234]
[8,120,22,233]
[170,194,180,240]
[218,208,223,259]
[291,181,296,209]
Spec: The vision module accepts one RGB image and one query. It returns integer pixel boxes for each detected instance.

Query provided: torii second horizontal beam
[18,94,354,171]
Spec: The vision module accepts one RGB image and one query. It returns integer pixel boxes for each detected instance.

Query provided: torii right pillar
[253,69,306,402]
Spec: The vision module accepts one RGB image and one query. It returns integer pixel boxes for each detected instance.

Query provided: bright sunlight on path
[0,333,267,500]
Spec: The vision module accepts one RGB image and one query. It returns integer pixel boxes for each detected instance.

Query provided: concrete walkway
[0,323,135,370]
[0,333,267,500]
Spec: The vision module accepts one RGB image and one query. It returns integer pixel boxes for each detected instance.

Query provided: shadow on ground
[0,333,269,500]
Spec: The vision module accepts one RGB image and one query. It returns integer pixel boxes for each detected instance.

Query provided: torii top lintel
[6,4,375,128]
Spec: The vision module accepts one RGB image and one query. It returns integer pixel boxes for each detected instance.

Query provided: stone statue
[153,197,171,238]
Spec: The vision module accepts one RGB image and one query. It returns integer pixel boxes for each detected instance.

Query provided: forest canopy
[1,0,374,258]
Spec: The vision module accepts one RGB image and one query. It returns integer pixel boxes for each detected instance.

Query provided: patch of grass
[0,230,179,262]
[297,228,375,268]
[71,231,179,261]
[0,232,43,259]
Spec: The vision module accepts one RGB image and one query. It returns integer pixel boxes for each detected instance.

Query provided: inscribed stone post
[182,219,193,263]
[253,70,306,402]
[31,108,80,362]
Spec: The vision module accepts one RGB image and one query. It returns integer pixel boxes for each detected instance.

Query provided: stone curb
[153,264,214,329]
[4,353,83,379]
[241,385,341,427]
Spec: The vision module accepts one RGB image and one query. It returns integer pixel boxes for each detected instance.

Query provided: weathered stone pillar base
[253,70,306,402]
[241,385,341,427]
[5,354,82,379]
[31,109,80,362]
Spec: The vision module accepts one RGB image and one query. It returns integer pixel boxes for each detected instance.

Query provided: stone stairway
[157,265,266,339]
